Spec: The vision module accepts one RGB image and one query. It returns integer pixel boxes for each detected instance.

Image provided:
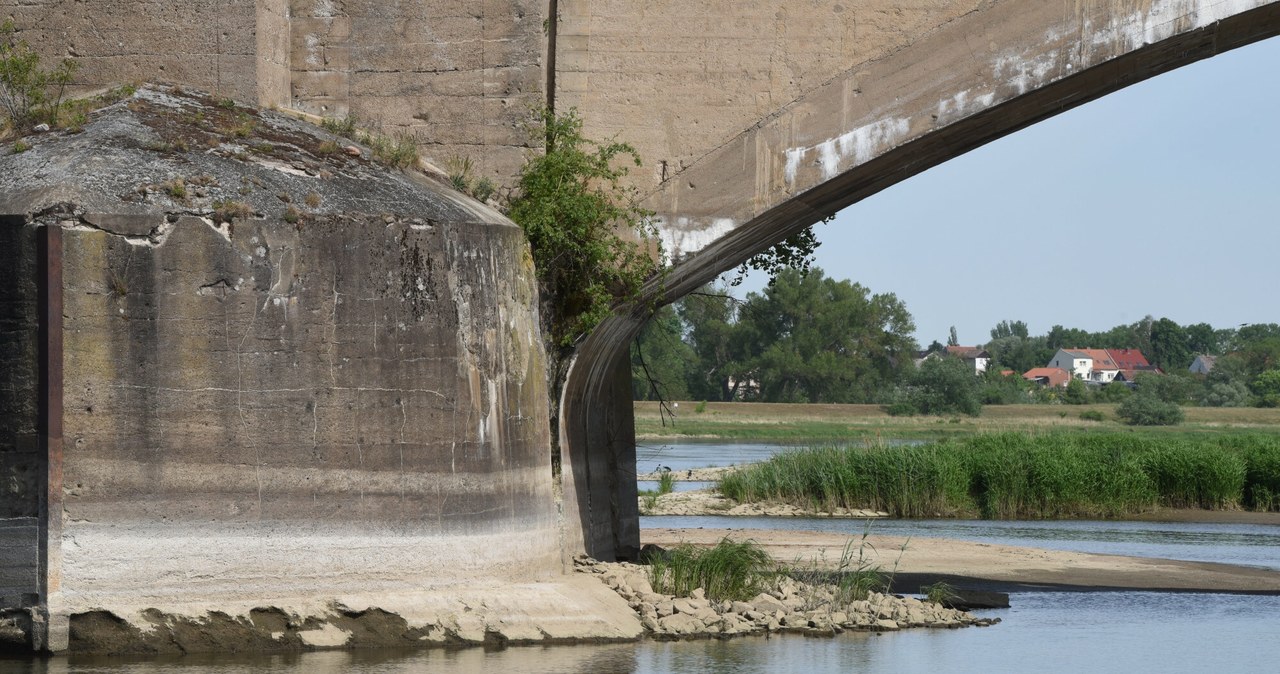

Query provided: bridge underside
[560,1,1280,560]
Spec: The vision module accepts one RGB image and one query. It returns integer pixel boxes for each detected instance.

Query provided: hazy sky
[732,36,1280,347]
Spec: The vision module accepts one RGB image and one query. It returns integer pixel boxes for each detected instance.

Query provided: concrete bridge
[2,0,1278,652]
[556,0,1280,561]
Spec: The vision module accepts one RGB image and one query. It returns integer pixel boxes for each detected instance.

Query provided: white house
[946,346,991,375]
[1046,348,1121,383]
[1189,354,1217,375]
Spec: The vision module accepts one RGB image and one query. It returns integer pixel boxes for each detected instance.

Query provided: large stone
[749,593,789,615]
[658,613,704,635]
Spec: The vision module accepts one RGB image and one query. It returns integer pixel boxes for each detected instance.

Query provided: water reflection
[636,480,713,493]
[18,593,1279,674]
[635,440,796,475]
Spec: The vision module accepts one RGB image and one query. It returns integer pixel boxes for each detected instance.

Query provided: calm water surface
[14,593,1279,674]
[643,516,1280,570]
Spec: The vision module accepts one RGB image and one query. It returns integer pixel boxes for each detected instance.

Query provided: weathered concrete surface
[64,575,641,654]
[288,0,546,182]
[0,220,41,650]
[555,0,986,194]
[0,85,584,653]
[0,0,286,106]
[2,0,545,182]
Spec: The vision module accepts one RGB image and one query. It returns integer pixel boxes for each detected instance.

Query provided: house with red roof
[1022,367,1071,388]
[1046,348,1158,384]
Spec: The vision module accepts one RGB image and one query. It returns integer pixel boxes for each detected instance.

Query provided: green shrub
[1063,378,1090,405]
[1,20,79,127]
[883,401,916,417]
[891,357,982,417]
[320,115,358,137]
[506,107,660,348]
[1116,394,1185,426]
[1079,409,1105,422]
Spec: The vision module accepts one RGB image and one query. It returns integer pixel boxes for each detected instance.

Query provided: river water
[6,439,1279,672]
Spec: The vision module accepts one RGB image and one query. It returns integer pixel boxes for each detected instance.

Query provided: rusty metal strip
[36,224,63,649]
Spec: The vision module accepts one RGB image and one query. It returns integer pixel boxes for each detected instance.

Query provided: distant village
[916,345,1216,388]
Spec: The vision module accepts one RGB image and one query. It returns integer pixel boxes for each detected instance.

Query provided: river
[5,439,1278,672]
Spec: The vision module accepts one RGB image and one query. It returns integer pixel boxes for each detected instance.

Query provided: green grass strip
[717,432,1280,518]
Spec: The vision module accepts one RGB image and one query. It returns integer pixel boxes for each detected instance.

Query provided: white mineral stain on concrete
[783,117,910,186]
[782,0,1266,193]
[1091,0,1264,50]
[657,217,736,259]
[943,0,1265,130]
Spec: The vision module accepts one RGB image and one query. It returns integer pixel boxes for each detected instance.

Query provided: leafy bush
[1062,378,1090,405]
[1079,409,1105,422]
[890,357,982,417]
[1093,383,1133,403]
[1,20,78,127]
[1200,379,1253,408]
[506,107,659,348]
[1253,370,1280,408]
[1116,394,1184,426]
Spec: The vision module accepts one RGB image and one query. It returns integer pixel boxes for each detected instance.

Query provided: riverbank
[577,556,995,640]
[635,402,1280,442]
[643,528,1280,595]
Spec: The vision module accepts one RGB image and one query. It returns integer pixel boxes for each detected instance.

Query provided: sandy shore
[643,527,1280,595]
[640,461,1280,594]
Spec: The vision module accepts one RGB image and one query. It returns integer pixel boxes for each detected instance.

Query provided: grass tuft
[648,538,776,602]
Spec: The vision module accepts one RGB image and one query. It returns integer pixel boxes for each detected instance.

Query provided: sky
[731,35,1280,348]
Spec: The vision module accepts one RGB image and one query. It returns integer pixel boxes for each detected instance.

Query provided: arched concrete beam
[560,0,1280,560]
[650,0,1280,275]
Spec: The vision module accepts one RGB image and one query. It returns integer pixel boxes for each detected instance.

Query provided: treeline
[630,267,1280,410]
[630,268,916,404]
[979,317,1279,376]
[978,318,1280,409]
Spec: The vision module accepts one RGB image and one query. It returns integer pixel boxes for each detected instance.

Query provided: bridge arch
[558,0,1280,560]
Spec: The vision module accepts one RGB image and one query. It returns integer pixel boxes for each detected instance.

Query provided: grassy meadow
[635,402,1280,442]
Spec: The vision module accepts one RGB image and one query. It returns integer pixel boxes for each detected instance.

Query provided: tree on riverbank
[632,269,917,404]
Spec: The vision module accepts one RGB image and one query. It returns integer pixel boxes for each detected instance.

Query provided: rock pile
[575,557,998,640]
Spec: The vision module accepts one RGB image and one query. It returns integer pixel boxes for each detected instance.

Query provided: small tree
[505,108,661,468]
[891,356,982,417]
[1116,393,1184,426]
[0,20,78,127]
[1253,369,1280,408]
[1062,378,1090,405]
[507,107,659,352]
